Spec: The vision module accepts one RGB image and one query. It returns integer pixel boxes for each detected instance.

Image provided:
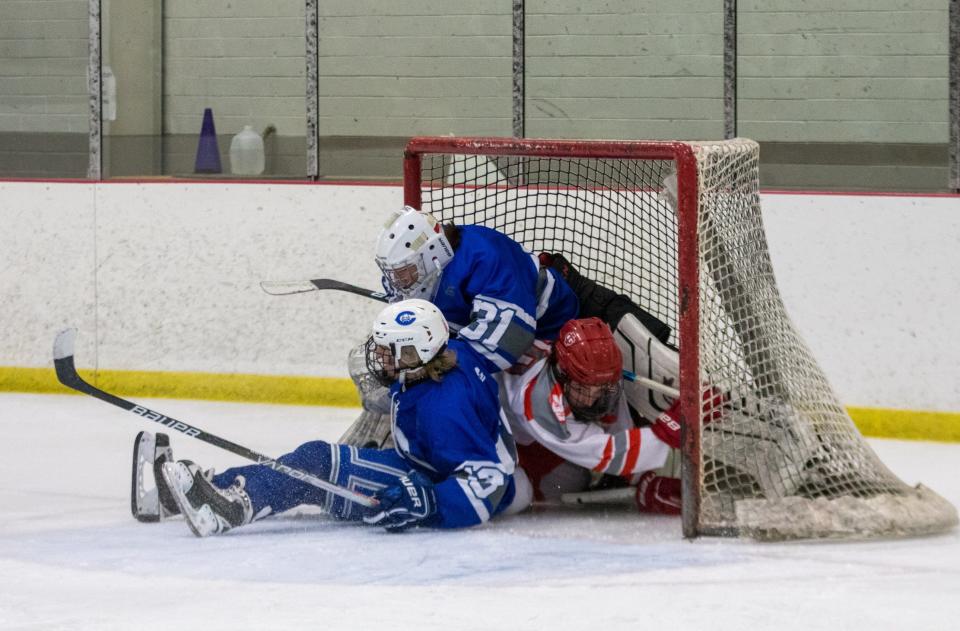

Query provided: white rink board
[0,181,392,378]
[91,183,392,375]
[762,193,960,412]
[0,183,99,369]
[0,181,957,411]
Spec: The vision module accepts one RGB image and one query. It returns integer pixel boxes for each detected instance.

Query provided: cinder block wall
[0,1,952,187]
[738,0,948,144]
[164,0,307,138]
[0,0,88,134]
[0,0,88,176]
[525,0,724,140]
[316,1,513,137]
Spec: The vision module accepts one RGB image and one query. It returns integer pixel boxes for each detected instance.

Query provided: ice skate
[160,461,253,537]
[131,431,180,522]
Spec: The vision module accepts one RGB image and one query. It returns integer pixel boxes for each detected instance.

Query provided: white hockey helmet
[374,206,454,300]
[366,298,450,385]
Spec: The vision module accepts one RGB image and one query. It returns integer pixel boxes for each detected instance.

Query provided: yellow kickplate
[3,366,959,441]
[0,366,359,408]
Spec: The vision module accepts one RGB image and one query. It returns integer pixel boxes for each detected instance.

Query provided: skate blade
[159,462,221,538]
[132,431,160,522]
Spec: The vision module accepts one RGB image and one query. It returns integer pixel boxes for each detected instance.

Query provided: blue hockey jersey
[429,225,579,371]
[389,338,518,528]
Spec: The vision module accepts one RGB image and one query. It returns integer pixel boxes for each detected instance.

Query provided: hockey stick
[53,328,377,509]
[622,369,762,421]
[621,369,680,399]
[260,278,389,302]
[561,487,634,505]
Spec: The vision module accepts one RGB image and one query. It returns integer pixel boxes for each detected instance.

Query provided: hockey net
[403,136,958,541]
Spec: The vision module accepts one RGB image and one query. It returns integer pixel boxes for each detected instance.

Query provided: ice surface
[1,392,958,630]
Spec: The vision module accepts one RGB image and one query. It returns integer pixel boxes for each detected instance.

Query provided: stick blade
[259,280,318,296]
[308,279,389,302]
[53,327,77,361]
[560,487,635,505]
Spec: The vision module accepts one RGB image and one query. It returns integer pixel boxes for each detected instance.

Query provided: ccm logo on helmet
[395,311,417,325]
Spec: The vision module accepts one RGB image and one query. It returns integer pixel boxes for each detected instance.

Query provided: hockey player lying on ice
[139,299,530,536]
[502,317,696,514]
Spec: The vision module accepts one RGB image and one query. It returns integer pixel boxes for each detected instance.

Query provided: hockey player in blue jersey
[374,206,580,372]
[374,206,672,373]
[344,206,673,451]
[153,299,528,536]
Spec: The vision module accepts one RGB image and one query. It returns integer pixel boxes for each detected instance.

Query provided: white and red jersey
[499,357,670,479]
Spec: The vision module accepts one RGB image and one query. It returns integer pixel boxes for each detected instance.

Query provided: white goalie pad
[343,341,393,449]
[614,313,679,421]
[701,398,821,499]
[347,340,392,414]
[338,409,394,449]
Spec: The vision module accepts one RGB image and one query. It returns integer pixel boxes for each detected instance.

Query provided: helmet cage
[552,317,624,422]
[376,252,440,300]
[366,299,450,385]
[364,336,400,387]
[554,365,623,423]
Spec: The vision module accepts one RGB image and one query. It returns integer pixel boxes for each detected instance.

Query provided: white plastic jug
[229,126,265,176]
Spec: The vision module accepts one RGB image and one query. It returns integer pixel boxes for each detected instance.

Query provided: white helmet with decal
[366,299,450,385]
[374,206,454,300]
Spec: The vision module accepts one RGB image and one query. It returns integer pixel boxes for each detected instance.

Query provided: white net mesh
[690,139,956,539]
[410,137,958,540]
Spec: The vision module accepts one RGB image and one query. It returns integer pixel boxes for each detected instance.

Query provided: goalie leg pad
[131,431,180,522]
[338,409,393,449]
[614,312,680,421]
[702,399,821,498]
[343,340,394,448]
[348,340,392,414]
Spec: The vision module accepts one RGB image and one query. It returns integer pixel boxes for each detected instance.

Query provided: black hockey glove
[363,470,437,532]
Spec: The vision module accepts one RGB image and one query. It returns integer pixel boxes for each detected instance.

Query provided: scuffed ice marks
[0,509,726,587]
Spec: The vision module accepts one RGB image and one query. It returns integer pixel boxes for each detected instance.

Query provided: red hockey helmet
[553,318,622,385]
[553,318,623,422]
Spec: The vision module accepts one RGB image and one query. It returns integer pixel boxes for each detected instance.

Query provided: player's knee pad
[280,440,335,477]
[517,441,593,501]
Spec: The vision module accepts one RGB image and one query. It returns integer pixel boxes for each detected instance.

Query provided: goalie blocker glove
[363,470,437,532]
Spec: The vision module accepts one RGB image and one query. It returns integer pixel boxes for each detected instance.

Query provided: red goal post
[401,135,958,541]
